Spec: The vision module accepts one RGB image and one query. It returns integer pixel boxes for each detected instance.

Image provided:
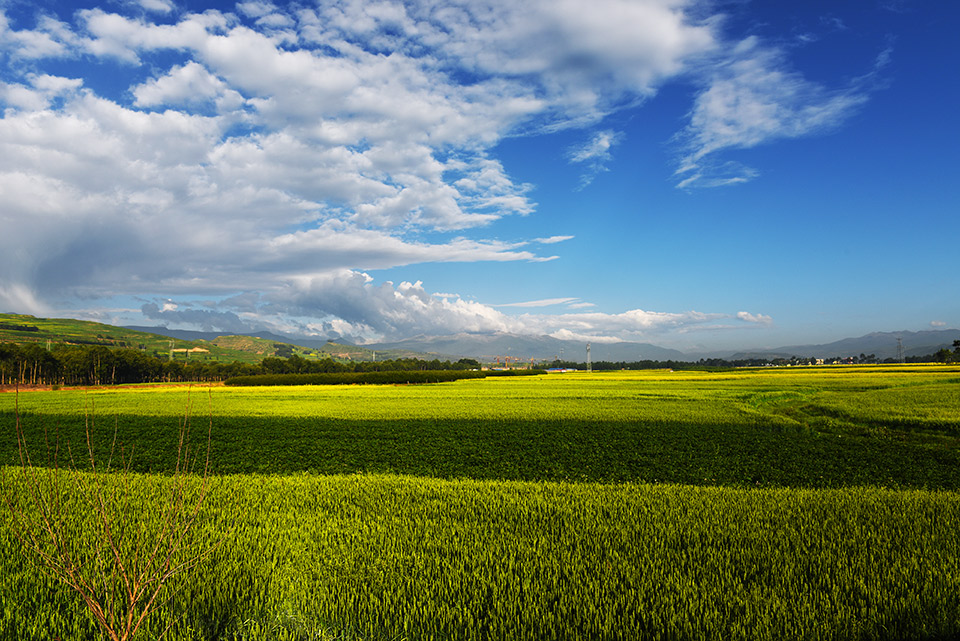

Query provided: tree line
[933,341,960,364]
[3,339,957,387]
[546,346,960,371]
[0,342,483,387]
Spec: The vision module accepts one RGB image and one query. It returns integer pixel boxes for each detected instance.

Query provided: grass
[1,366,959,639]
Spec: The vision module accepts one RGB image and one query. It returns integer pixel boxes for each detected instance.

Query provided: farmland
[1,366,959,639]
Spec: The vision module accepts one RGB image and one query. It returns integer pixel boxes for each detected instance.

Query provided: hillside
[0,313,269,364]
[2,314,460,365]
[727,329,960,361]
[126,326,439,362]
[207,335,284,357]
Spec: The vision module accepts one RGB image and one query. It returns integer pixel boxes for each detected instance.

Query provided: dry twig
[1,385,222,640]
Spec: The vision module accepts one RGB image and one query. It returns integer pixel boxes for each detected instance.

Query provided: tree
[2,389,221,640]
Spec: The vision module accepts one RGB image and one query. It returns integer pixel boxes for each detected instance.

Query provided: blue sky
[1,0,957,352]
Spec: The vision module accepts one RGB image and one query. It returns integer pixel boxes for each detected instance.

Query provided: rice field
[1,366,959,639]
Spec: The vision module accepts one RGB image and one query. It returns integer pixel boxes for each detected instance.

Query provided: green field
[0,312,273,364]
[2,366,959,639]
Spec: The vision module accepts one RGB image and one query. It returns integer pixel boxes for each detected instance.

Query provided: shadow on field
[3,412,959,489]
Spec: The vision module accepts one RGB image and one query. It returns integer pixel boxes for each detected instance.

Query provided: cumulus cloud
[132,62,244,110]
[141,302,253,333]
[360,0,717,122]
[0,14,80,59]
[0,2,860,341]
[272,271,522,341]
[150,270,770,344]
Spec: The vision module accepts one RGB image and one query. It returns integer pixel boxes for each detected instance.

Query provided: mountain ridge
[0,316,929,363]
[127,325,960,362]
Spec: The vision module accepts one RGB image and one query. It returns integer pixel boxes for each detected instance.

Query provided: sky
[1,0,957,352]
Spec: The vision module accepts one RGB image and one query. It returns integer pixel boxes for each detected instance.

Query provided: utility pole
[586,343,592,373]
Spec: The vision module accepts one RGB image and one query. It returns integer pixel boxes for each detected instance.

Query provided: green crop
[1,365,958,639]
[2,367,958,487]
[2,473,959,640]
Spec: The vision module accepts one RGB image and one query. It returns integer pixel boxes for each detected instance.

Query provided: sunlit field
[2,366,959,639]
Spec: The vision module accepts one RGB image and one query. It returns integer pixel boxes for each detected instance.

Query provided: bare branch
[2,384,222,640]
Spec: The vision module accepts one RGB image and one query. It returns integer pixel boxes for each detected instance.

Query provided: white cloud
[567,129,623,188]
[276,271,523,340]
[527,308,725,338]
[363,0,718,123]
[547,329,624,344]
[568,130,621,163]
[0,2,865,341]
[930,320,947,328]
[132,62,243,110]
[237,2,277,19]
[675,37,869,188]
[0,81,47,110]
[172,271,758,344]
[533,235,574,245]
[135,0,176,15]
[736,311,774,326]
[125,269,771,345]
[0,14,81,60]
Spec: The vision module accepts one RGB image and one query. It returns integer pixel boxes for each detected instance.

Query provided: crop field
[1,366,959,639]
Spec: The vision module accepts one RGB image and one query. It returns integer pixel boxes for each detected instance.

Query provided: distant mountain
[127,326,689,361]
[124,326,439,361]
[125,324,960,364]
[728,329,960,360]
[126,326,332,350]
[124,326,223,341]
[365,333,688,362]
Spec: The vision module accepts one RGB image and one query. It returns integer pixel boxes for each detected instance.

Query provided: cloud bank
[140,270,774,344]
[0,1,864,341]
